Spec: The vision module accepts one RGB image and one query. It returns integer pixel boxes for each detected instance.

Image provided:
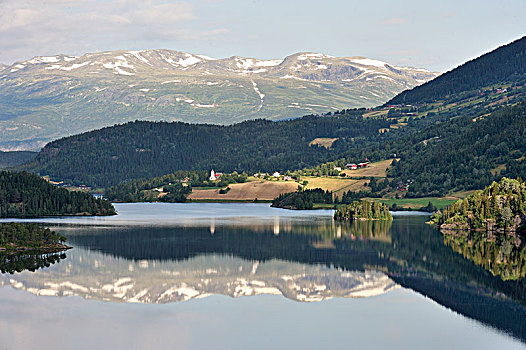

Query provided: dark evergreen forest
[389,36,526,104]
[22,111,391,187]
[0,171,115,217]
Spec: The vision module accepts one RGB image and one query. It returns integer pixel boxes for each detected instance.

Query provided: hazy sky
[0,0,525,72]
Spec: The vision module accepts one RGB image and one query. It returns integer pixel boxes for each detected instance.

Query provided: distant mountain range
[0,50,437,150]
[20,36,526,195]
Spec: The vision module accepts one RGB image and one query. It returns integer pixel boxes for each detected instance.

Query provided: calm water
[0,203,525,350]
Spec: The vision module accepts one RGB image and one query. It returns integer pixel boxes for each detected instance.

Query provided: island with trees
[0,170,116,217]
[334,200,392,221]
[0,222,70,253]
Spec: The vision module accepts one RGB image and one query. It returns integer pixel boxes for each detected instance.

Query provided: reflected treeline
[63,216,526,342]
[385,218,526,342]
[0,252,66,274]
[63,219,394,272]
[442,230,526,281]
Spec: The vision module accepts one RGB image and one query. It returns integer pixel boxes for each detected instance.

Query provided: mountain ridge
[0,49,437,150]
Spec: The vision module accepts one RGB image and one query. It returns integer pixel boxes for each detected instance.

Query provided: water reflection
[0,250,397,303]
[0,252,66,274]
[442,230,526,281]
[1,205,525,343]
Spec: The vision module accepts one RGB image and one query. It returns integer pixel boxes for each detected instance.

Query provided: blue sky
[0,0,524,71]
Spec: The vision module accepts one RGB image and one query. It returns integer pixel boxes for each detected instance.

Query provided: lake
[0,203,525,350]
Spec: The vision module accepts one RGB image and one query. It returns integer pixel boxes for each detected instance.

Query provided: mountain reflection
[0,218,397,303]
[0,250,398,303]
[1,214,525,342]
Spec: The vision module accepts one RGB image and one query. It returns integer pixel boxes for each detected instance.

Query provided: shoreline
[0,243,72,254]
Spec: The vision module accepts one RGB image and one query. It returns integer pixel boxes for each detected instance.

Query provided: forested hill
[0,171,115,217]
[0,151,37,169]
[370,101,526,197]
[389,36,526,105]
[21,111,391,187]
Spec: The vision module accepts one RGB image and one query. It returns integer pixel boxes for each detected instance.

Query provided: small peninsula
[430,177,526,234]
[334,200,392,221]
[430,178,526,280]
[0,170,115,217]
[0,223,70,253]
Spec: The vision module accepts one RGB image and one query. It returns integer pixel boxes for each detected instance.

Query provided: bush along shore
[334,200,392,221]
[0,223,71,253]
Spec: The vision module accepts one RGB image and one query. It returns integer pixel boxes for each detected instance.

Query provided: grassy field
[370,197,457,210]
[309,138,338,149]
[304,176,368,197]
[188,181,298,201]
[362,110,388,118]
[342,159,393,178]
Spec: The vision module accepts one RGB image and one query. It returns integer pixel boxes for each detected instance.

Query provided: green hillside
[20,111,390,187]
[0,151,37,169]
[387,101,526,196]
[389,36,526,105]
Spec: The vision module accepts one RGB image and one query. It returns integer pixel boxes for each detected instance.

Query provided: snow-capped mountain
[0,49,438,150]
[0,250,399,303]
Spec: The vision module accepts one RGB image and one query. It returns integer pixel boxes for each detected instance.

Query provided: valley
[1,2,526,350]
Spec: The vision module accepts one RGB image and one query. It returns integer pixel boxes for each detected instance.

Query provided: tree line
[334,200,392,221]
[0,170,115,217]
[21,110,391,187]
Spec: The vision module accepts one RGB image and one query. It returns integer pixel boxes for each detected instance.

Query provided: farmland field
[188,181,298,201]
[371,197,457,210]
[304,176,368,197]
[342,159,393,177]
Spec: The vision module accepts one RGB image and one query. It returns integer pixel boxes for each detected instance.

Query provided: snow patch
[297,53,333,61]
[177,54,201,67]
[193,103,217,108]
[103,59,135,76]
[251,81,264,112]
[27,56,60,64]
[45,61,90,71]
[350,58,387,68]
[280,75,307,81]
[161,80,181,84]
[236,58,255,69]
[10,64,25,72]
[255,59,283,67]
[127,51,152,66]
[195,54,216,61]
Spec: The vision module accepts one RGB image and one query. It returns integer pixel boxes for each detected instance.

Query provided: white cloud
[0,0,228,63]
